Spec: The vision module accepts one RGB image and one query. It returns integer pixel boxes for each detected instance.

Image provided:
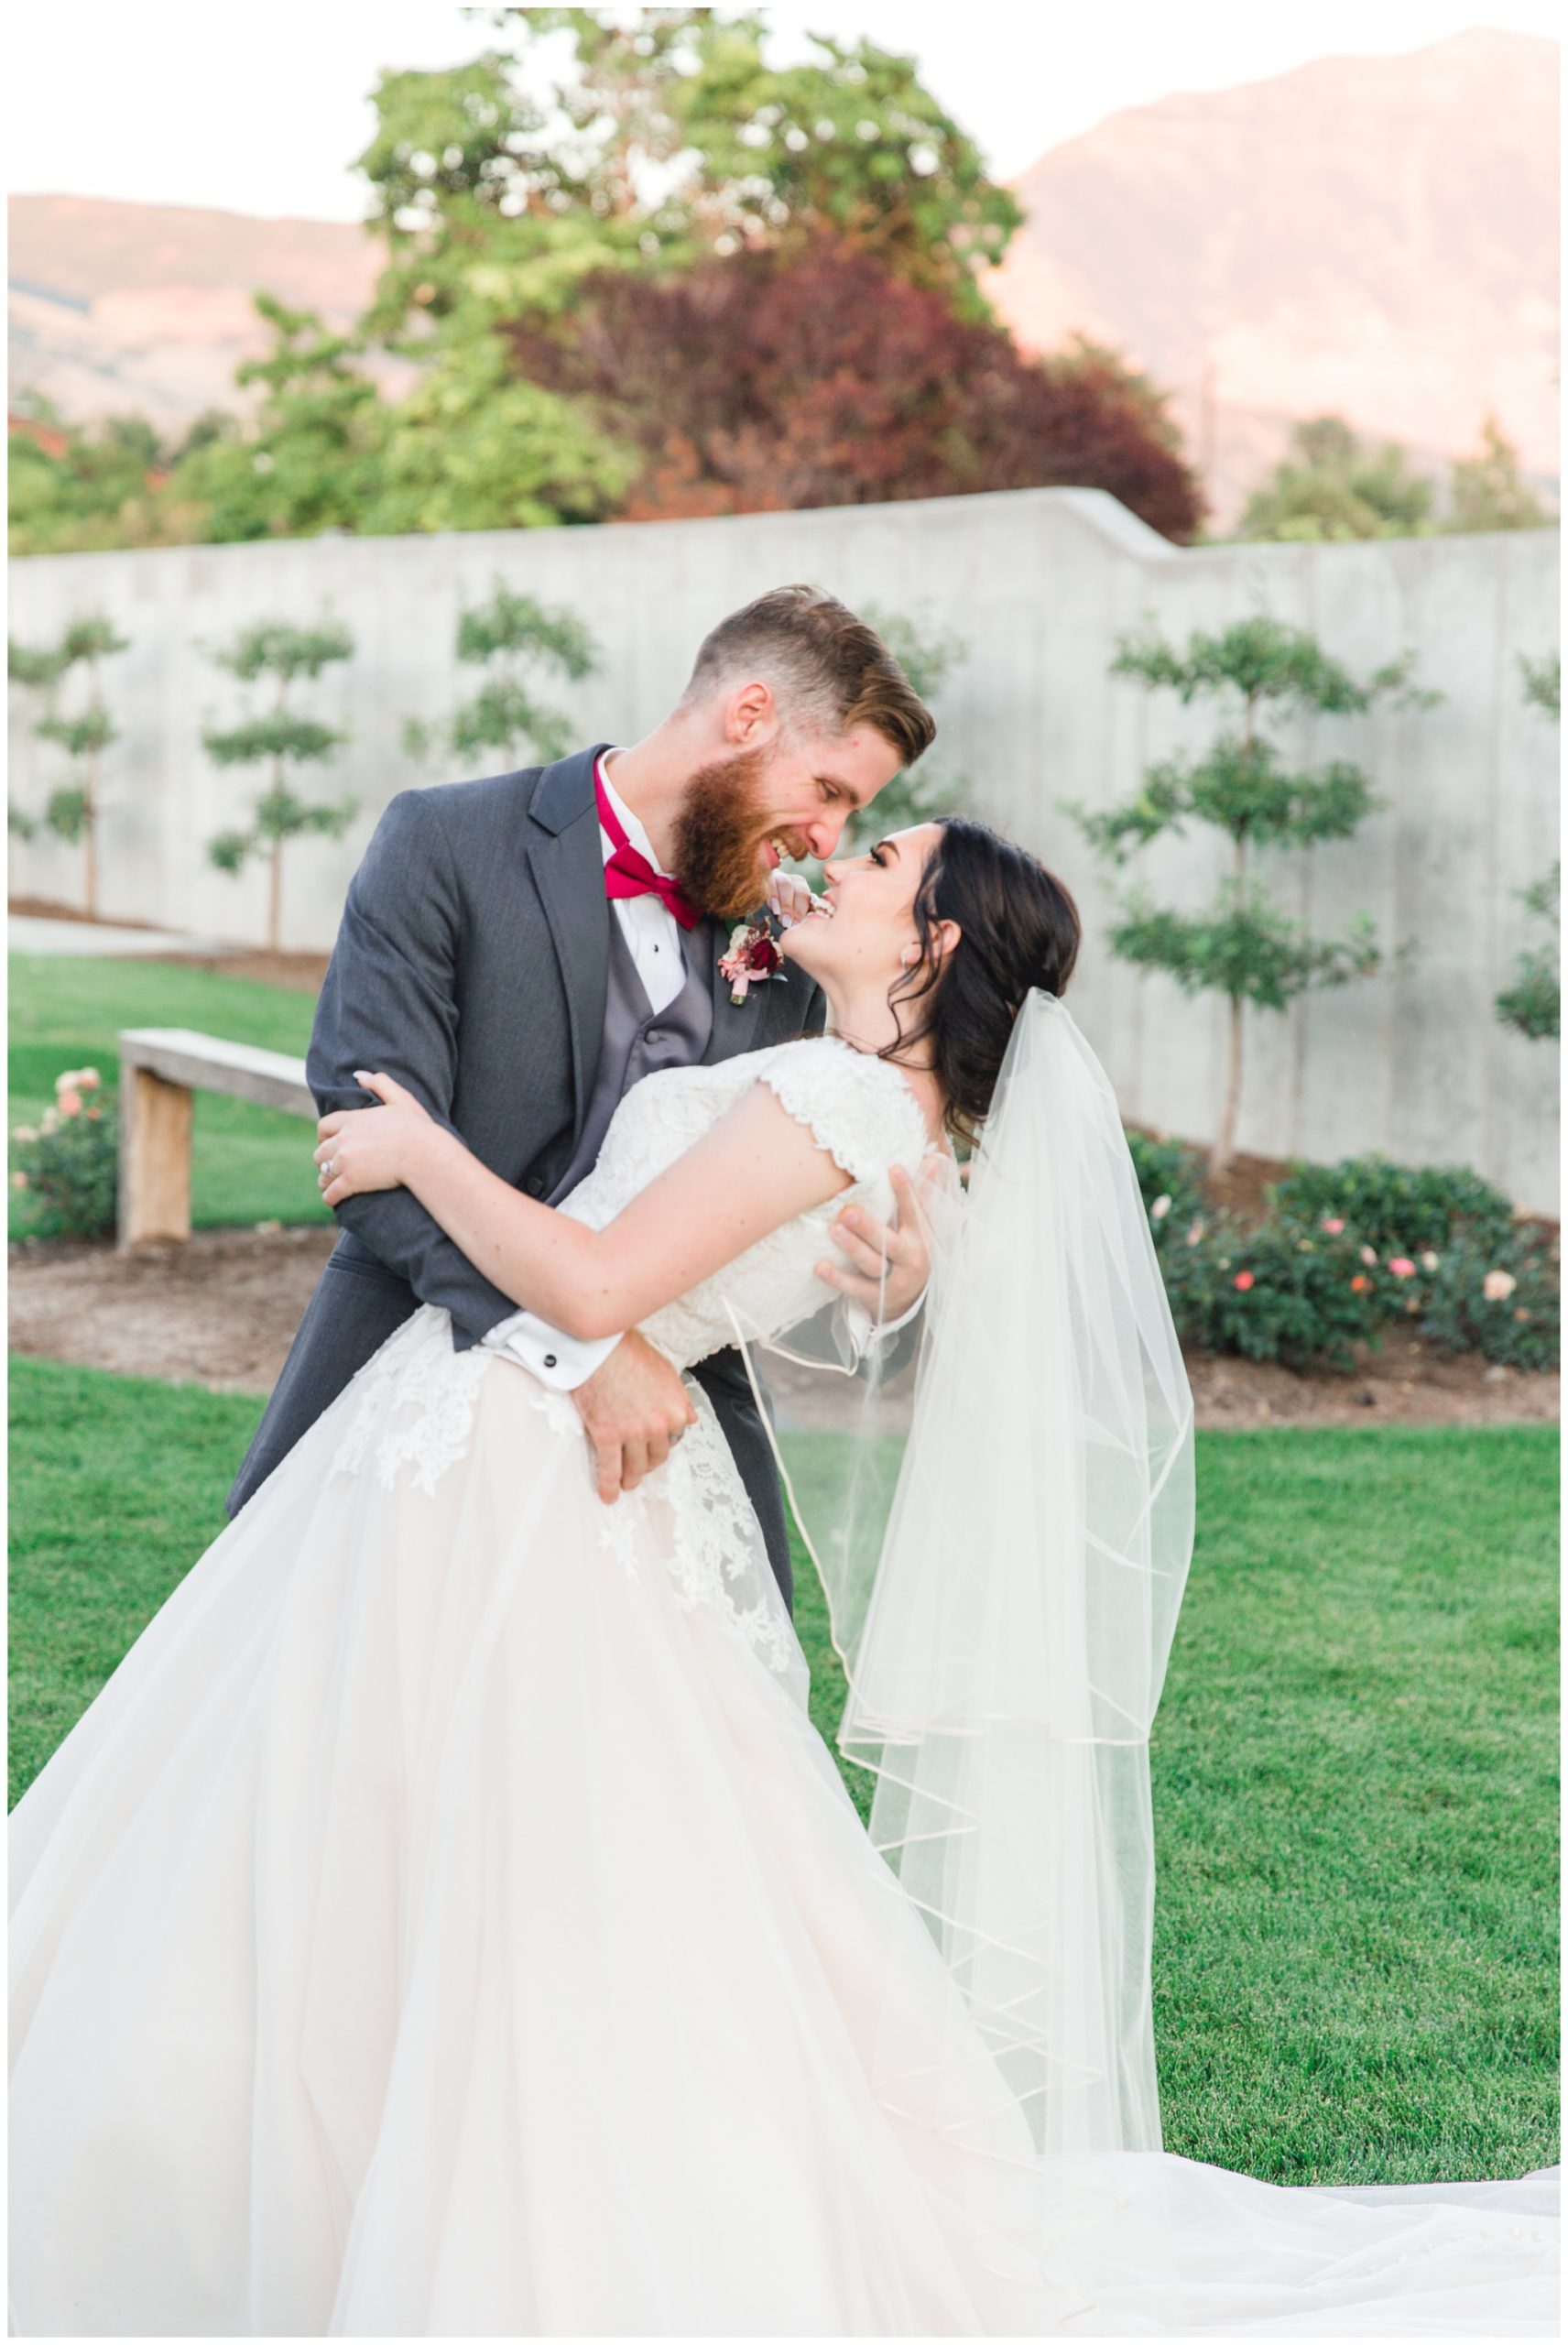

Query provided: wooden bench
[117,1027,317,1248]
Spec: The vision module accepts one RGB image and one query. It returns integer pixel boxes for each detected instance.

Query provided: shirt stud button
[543,1354,558,1369]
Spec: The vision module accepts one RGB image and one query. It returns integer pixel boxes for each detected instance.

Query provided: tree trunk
[83,757,98,921]
[1210,820,1250,1178]
[267,734,284,953]
[1212,994,1244,1178]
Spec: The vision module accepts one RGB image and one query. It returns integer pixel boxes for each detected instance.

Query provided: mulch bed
[8,1226,1558,1427]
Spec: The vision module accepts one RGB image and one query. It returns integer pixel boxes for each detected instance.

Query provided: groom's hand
[572,1330,698,1504]
[815,1162,933,1322]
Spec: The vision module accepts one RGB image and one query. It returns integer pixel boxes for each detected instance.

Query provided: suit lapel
[527,745,613,1129]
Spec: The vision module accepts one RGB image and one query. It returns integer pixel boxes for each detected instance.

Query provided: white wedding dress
[9,1039,1556,2337]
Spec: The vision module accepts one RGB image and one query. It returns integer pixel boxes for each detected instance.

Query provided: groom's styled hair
[684,585,936,768]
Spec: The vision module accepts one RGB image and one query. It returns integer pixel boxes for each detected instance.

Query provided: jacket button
[525,1173,543,1197]
[646,1028,664,1046]
[543,1354,558,1370]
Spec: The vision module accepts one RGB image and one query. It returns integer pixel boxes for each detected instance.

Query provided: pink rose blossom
[1482,1269,1518,1303]
[1388,1259,1416,1279]
[11,1171,27,1191]
[1358,1245,1377,1267]
[1185,1219,1205,1247]
[1150,1194,1171,1221]
[1233,1271,1255,1292]
[57,1090,82,1118]
[1322,1216,1345,1236]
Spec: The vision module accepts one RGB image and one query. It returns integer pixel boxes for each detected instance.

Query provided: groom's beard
[669,745,802,922]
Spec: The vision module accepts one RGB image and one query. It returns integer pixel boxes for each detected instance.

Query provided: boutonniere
[718,918,787,1006]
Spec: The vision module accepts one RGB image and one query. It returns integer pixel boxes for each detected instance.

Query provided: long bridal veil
[749,995,1553,2336]
[751,988,1195,2168]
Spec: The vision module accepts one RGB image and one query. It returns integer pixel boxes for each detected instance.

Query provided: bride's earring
[899,943,920,967]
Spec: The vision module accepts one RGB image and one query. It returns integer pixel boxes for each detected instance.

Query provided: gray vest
[547,912,714,1205]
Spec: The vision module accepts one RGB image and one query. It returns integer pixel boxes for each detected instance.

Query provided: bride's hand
[315,1072,433,1205]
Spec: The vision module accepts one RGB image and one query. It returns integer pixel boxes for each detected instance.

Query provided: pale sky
[5,2,1561,221]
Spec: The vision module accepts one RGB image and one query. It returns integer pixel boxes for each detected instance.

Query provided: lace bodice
[556,1037,932,1369]
[330,1037,932,1684]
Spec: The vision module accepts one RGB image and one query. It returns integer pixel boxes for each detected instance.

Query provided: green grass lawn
[9,954,328,1236]
[9,1357,1557,2188]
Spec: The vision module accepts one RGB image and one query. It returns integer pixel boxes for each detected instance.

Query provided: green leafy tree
[167,290,634,542]
[8,617,130,913]
[1236,415,1435,543]
[349,7,1022,539]
[404,582,599,771]
[7,400,188,555]
[1495,652,1560,1042]
[203,623,358,951]
[373,334,638,533]
[1447,416,1553,534]
[1068,616,1440,1173]
[170,296,389,541]
[360,12,1019,347]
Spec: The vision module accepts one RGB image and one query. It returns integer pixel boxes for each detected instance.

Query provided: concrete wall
[8,491,1560,1208]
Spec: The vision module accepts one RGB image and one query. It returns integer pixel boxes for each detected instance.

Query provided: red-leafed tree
[510,241,1205,540]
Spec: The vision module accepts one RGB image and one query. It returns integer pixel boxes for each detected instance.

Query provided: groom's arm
[308,791,520,1344]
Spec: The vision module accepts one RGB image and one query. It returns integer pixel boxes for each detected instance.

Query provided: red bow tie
[596,769,702,931]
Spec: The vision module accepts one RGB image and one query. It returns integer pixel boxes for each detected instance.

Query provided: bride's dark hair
[885,817,1081,1141]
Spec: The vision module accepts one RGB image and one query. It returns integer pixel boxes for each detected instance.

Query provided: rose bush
[1127,1140,1558,1374]
[12,1068,117,1240]
[1267,1154,1516,1257]
[1417,1225,1560,1371]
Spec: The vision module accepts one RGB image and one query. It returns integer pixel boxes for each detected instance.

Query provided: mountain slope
[985,27,1559,522]
[8,194,380,438]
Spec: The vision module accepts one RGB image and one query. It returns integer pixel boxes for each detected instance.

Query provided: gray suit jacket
[228,746,824,1608]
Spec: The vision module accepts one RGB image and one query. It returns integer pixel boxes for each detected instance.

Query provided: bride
[9,819,1555,2336]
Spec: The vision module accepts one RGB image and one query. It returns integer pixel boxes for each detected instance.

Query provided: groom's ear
[723,679,779,746]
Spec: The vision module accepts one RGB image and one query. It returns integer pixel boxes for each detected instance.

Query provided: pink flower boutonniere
[719,919,786,1006]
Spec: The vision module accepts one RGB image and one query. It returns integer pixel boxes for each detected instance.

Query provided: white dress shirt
[485,755,679,1391]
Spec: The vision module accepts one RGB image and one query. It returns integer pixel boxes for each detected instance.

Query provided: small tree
[1069,616,1439,1174]
[7,636,61,843]
[8,618,129,913]
[403,581,598,772]
[1236,415,1435,544]
[203,621,357,952]
[1447,417,1553,534]
[1496,652,1560,1042]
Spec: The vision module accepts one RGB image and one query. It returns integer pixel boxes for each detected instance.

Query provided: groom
[228,584,936,1609]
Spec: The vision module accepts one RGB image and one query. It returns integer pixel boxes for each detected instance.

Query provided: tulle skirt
[9,1316,1557,2335]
